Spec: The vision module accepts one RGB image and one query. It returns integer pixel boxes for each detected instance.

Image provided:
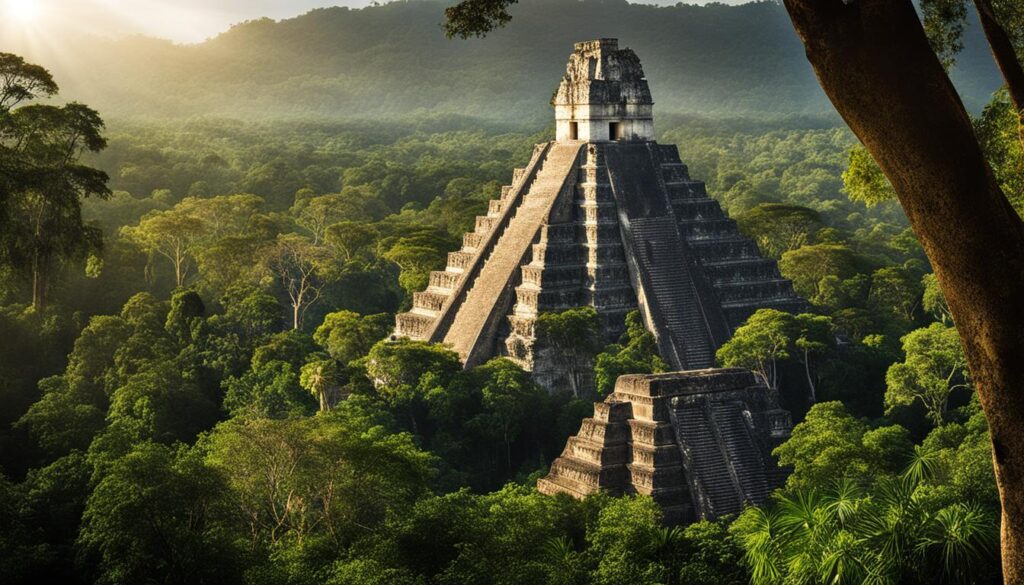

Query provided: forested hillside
[7,0,1003,122]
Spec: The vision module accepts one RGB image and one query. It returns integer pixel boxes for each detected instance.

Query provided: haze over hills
[8,0,1004,123]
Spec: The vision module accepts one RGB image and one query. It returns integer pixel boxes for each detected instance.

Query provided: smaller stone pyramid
[537,369,792,524]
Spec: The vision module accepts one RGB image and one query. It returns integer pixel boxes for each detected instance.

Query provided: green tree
[734,476,998,585]
[259,233,332,330]
[293,193,352,245]
[774,401,913,490]
[300,358,342,412]
[77,442,242,585]
[204,409,435,550]
[382,233,449,302]
[976,88,1024,215]
[469,358,546,474]
[365,339,461,434]
[15,314,132,457]
[195,234,263,296]
[842,144,898,207]
[779,244,866,305]
[0,53,58,114]
[922,273,953,324]
[0,471,52,584]
[314,310,392,365]
[675,520,748,585]
[325,220,379,262]
[594,310,667,396]
[536,307,603,397]
[886,323,970,426]
[0,56,110,309]
[165,289,205,345]
[105,361,220,446]
[715,308,792,389]
[122,207,206,288]
[223,360,312,419]
[792,313,833,403]
[870,265,924,323]
[587,496,669,585]
[736,203,823,258]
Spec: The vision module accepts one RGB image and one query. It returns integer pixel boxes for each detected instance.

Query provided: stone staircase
[714,402,771,504]
[603,143,729,371]
[627,217,718,370]
[394,143,550,341]
[441,142,583,366]
[672,403,741,516]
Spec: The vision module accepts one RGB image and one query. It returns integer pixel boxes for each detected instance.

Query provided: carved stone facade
[393,39,804,393]
[537,369,792,523]
[553,38,654,142]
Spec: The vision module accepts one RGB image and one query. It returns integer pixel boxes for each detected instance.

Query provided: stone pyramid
[536,369,792,523]
[394,38,804,392]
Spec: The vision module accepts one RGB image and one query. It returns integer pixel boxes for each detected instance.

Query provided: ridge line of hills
[7,0,1003,123]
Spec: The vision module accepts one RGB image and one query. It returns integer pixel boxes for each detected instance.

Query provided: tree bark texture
[781,0,1024,580]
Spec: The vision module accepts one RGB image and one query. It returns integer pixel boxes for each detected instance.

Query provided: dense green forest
[3,2,1024,578]
[5,0,1003,122]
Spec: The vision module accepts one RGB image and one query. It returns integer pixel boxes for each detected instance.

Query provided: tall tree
[259,234,332,330]
[314,310,393,365]
[715,308,793,390]
[0,54,110,309]
[886,322,971,426]
[77,442,242,585]
[122,207,205,289]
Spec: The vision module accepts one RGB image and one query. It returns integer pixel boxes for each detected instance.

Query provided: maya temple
[394,39,804,523]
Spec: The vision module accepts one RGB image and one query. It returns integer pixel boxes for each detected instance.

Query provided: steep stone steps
[687,236,762,263]
[441,142,583,366]
[711,402,771,505]
[678,218,741,241]
[540,369,792,525]
[665,181,709,199]
[393,143,550,341]
[603,143,731,371]
[626,217,717,370]
[672,404,742,515]
[671,198,726,221]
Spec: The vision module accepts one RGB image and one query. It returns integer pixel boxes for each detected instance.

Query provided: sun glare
[4,0,41,22]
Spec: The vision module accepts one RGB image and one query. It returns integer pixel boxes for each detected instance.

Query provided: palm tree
[736,471,998,584]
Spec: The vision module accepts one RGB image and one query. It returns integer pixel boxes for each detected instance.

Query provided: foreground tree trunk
[781,0,1024,579]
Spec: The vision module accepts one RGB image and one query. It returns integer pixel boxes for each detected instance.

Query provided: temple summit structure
[394,38,800,523]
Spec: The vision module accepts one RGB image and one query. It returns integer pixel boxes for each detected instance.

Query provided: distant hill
[11,0,1003,123]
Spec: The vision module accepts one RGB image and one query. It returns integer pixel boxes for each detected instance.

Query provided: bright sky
[1,0,751,44]
[1,0,373,44]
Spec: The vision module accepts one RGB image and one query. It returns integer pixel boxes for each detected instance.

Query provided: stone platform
[537,368,792,524]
